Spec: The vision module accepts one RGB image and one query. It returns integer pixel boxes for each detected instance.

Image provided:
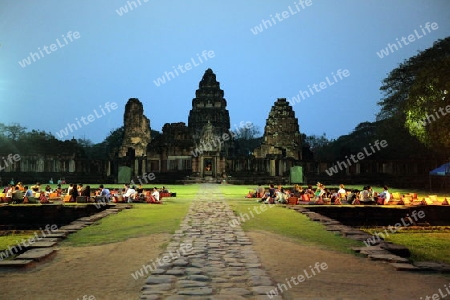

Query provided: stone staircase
[0,204,130,269]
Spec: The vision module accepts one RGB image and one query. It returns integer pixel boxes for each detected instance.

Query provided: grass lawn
[385,232,450,264]
[362,227,450,264]
[62,184,198,247]
[0,232,36,253]
[2,183,450,264]
[220,184,363,253]
[220,184,450,262]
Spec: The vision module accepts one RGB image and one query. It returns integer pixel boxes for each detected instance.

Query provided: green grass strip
[62,185,198,247]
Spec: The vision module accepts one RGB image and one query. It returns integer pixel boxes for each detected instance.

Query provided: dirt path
[248,231,450,300]
[0,234,171,300]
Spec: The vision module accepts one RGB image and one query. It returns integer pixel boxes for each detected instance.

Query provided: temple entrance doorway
[203,157,214,178]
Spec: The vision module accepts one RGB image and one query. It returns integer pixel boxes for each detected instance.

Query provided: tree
[0,123,27,141]
[231,123,261,140]
[377,37,450,154]
[231,123,262,156]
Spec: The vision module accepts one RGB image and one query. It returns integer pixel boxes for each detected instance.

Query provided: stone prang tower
[118,98,151,158]
[188,68,230,139]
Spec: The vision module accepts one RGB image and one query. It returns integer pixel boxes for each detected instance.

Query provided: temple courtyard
[0,184,449,300]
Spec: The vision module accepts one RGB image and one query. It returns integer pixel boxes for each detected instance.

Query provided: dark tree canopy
[377,37,450,153]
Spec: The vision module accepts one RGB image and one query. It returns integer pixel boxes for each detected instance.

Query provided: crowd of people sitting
[1,181,172,204]
[1,182,59,204]
[249,183,392,205]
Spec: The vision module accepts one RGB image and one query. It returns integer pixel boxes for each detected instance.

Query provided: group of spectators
[118,184,164,203]
[2,182,60,203]
[2,182,170,204]
[254,183,391,205]
[67,183,166,203]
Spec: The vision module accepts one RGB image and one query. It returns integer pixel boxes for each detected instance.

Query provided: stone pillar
[270,159,276,176]
[199,158,204,177]
[69,160,75,173]
[134,159,139,176]
[142,158,146,175]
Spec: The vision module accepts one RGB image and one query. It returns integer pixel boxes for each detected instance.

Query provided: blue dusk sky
[1,0,449,143]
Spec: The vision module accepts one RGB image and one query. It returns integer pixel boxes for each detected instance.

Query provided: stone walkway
[140,184,281,299]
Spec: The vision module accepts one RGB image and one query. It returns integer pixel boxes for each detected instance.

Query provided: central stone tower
[188,69,231,178]
[188,69,230,138]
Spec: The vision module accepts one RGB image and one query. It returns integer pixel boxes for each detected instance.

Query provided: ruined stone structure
[115,71,303,181]
[118,98,151,158]
[187,69,232,178]
[146,122,193,173]
[145,69,232,180]
[188,68,230,139]
[253,98,302,175]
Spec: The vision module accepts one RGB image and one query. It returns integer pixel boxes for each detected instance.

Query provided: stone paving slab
[380,243,411,257]
[46,231,68,237]
[59,224,86,232]
[413,261,450,272]
[368,253,409,263]
[390,263,420,271]
[0,259,35,268]
[27,241,57,248]
[16,248,56,261]
[38,238,61,243]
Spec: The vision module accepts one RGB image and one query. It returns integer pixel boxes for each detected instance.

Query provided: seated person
[330,189,339,202]
[268,184,276,203]
[151,187,160,202]
[98,184,111,202]
[360,186,375,204]
[255,184,265,198]
[16,182,25,191]
[123,186,136,203]
[5,184,13,197]
[44,185,52,197]
[347,189,360,204]
[77,183,84,194]
[67,183,74,197]
[313,183,325,200]
[55,184,63,196]
[24,186,33,198]
[293,185,303,197]
[275,188,288,204]
[81,185,91,200]
[12,186,25,203]
[378,186,390,205]
[31,182,41,192]
[306,185,315,198]
[70,185,79,202]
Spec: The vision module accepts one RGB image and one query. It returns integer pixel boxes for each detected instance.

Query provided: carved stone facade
[118,71,303,181]
[146,122,193,173]
[188,68,230,140]
[118,98,151,158]
[253,98,302,176]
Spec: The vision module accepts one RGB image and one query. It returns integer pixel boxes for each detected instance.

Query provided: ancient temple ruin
[188,69,231,178]
[188,68,230,139]
[115,70,303,182]
[118,98,151,158]
[253,98,302,176]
